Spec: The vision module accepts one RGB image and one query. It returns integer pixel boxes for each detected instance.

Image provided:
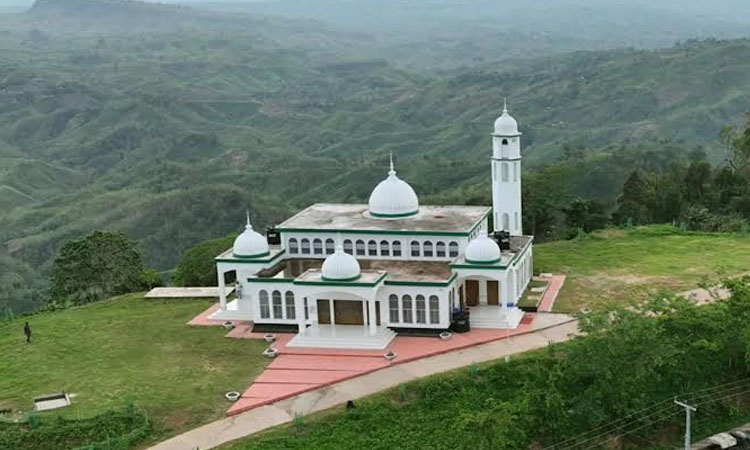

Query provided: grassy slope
[0,295,268,443]
[535,226,750,312]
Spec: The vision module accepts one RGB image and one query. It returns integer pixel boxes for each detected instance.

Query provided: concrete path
[148,317,579,450]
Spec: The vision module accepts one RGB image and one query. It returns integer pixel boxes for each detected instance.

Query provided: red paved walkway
[536,274,566,312]
[222,314,541,416]
[187,277,565,417]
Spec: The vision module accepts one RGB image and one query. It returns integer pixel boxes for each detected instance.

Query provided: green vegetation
[0,295,269,444]
[1,404,151,450]
[48,231,156,307]
[535,226,750,312]
[3,0,750,314]
[222,278,750,450]
[173,235,236,287]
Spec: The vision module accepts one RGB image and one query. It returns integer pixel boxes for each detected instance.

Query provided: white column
[329,299,335,326]
[368,297,377,336]
[295,293,305,336]
[479,279,488,305]
[218,269,227,311]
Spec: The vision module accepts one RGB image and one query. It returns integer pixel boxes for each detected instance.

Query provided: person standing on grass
[23,321,31,343]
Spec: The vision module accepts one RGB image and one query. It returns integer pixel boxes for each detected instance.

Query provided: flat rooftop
[276,203,491,234]
[258,258,454,283]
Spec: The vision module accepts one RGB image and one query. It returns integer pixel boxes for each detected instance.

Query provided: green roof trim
[465,256,502,265]
[276,227,472,237]
[246,277,295,284]
[293,272,387,287]
[321,274,362,282]
[216,249,286,264]
[232,250,271,259]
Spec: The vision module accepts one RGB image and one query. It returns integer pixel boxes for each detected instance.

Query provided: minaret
[491,100,523,235]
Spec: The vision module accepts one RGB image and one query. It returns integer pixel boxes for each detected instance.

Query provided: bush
[173,235,236,286]
[0,405,151,450]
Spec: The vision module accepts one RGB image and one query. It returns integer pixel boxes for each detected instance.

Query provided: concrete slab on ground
[146,287,234,299]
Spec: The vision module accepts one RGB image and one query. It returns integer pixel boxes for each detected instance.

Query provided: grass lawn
[534,225,750,312]
[0,295,268,444]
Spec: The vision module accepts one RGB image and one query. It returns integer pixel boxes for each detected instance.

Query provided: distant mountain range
[1,0,749,313]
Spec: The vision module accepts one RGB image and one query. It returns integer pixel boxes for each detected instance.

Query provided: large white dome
[493,102,520,136]
[368,156,419,218]
[321,242,361,281]
[233,216,269,258]
[464,233,501,264]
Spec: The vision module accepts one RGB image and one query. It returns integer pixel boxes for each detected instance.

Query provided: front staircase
[287,325,397,350]
[467,306,525,329]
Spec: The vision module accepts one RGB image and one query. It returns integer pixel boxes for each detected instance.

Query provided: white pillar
[218,269,227,311]
[368,297,377,336]
[295,293,305,336]
[329,299,335,326]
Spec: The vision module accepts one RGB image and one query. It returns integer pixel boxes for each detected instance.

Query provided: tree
[612,170,649,224]
[173,235,236,287]
[49,231,147,305]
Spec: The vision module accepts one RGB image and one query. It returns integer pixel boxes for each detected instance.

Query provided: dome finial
[335,233,344,252]
[503,97,508,114]
[245,209,252,230]
[388,151,395,176]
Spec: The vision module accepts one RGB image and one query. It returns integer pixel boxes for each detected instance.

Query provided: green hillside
[0,295,268,446]
[1,0,750,313]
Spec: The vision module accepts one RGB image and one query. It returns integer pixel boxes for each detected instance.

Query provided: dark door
[317,299,331,324]
[465,280,479,307]
[487,280,499,305]
[334,300,364,325]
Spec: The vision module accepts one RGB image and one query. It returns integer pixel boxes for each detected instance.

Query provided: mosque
[210,105,533,349]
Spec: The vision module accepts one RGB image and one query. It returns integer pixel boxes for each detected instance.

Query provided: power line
[544,377,750,450]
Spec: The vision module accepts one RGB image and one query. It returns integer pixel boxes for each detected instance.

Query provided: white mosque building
[210,106,533,349]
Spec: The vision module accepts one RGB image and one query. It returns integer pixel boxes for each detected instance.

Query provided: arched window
[448,241,459,258]
[503,213,510,231]
[288,238,299,254]
[513,162,518,181]
[502,138,508,145]
[272,291,283,318]
[436,241,446,258]
[389,294,399,323]
[429,295,440,324]
[368,240,377,256]
[393,240,402,257]
[325,238,335,255]
[423,241,433,257]
[285,291,296,319]
[402,295,413,323]
[492,163,497,181]
[380,240,390,257]
[415,295,426,324]
[410,240,421,257]
[516,270,521,296]
[356,239,366,256]
[313,238,323,255]
[301,238,311,255]
[344,239,353,255]
[259,290,270,319]
[502,163,509,182]
[515,212,519,231]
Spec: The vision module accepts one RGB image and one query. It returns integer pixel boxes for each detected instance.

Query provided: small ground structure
[210,106,534,349]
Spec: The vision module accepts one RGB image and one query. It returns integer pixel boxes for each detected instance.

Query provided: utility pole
[675,399,697,450]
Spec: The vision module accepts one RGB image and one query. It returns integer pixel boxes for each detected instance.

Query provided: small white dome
[368,155,419,218]
[321,242,361,281]
[464,233,501,264]
[233,217,269,258]
[493,102,520,136]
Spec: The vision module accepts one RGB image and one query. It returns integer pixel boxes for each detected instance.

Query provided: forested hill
[1,0,749,313]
